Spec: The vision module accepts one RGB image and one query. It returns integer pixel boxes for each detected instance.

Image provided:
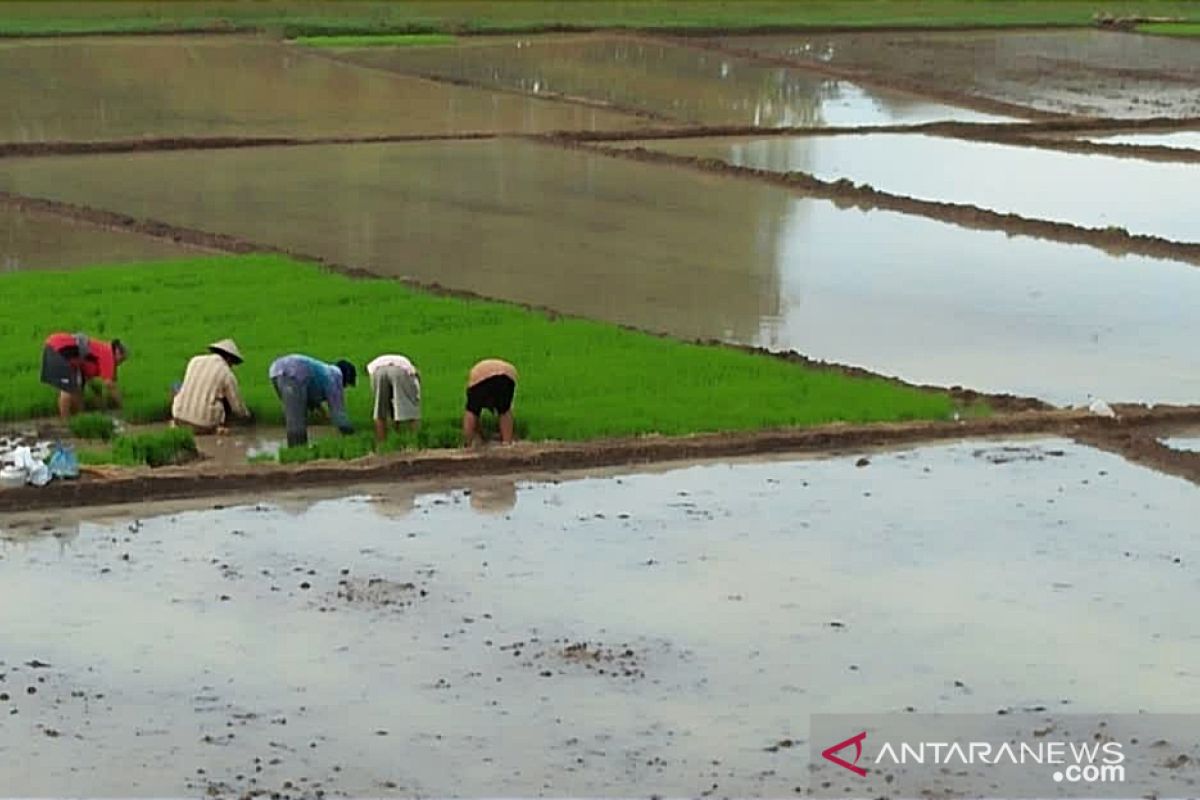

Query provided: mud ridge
[4,405,1200,512]
[1075,429,1200,487]
[561,141,1200,265]
[0,131,504,160]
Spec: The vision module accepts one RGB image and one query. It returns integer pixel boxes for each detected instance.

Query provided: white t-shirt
[367,354,417,377]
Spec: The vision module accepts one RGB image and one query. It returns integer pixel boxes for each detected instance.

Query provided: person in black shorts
[463,358,518,446]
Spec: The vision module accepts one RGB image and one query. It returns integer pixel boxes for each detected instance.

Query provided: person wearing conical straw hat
[171,338,252,435]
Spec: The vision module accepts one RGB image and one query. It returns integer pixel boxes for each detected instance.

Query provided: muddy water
[331,34,1005,127]
[1,441,1198,796]
[637,133,1200,243]
[0,36,639,143]
[1084,130,1200,150]
[0,205,194,271]
[1163,435,1200,453]
[1,139,1199,404]
[714,29,1200,118]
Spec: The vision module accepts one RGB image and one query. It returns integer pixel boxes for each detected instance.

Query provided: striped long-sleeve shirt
[171,353,249,428]
[268,354,352,432]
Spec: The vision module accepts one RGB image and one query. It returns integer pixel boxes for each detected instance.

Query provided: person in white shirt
[366,354,421,441]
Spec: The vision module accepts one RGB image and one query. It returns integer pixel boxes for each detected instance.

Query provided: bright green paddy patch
[0,254,967,452]
[1136,21,1200,35]
[292,33,457,47]
[2,1,1199,38]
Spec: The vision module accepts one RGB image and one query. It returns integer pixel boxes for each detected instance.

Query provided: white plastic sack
[9,446,52,487]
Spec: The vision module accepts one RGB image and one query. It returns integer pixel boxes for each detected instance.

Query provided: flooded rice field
[712,29,1200,118]
[632,133,1200,243]
[1083,130,1200,150]
[0,203,194,271]
[1,139,1198,404]
[328,34,1004,127]
[0,36,640,143]
[2,441,1199,796]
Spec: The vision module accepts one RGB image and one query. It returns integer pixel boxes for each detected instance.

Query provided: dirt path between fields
[3,404,1200,513]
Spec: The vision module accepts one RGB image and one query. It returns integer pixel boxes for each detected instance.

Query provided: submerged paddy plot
[639,133,1200,243]
[1082,130,1200,150]
[1,140,1198,404]
[327,34,1002,127]
[0,36,638,143]
[0,254,954,432]
[2,441,1199,795]
[0,204,193,271]
[713,29,1200,118]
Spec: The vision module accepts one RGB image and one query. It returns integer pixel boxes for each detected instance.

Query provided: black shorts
[41,345,83,392]
[465,375,516,416]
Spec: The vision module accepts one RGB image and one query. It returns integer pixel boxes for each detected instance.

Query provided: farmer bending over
[41,332,127,420]
[367,353,420,442]
[171,338,252,435]
[268,354,356,447]
[463,358,518,447]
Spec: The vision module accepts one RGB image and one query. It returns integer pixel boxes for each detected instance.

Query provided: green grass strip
[1135,21,1200,35]
[0,254,962,449]
[1,1,1199,38]
[292,33,457,47]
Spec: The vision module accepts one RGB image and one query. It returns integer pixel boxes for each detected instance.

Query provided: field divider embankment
[1073,427,1200,488]
[4,404,1200,512]
[0,132,506,160]
[541,137,1200,266]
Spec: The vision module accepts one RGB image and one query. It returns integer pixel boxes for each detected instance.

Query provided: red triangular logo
[822,731,868,777]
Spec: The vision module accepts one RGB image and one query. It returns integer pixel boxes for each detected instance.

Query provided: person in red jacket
[41,332,128,420]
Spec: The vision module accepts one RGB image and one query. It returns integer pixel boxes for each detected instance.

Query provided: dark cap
[335,359,357,387]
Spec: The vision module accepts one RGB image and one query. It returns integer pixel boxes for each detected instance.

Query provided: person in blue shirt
[268,354,356,447]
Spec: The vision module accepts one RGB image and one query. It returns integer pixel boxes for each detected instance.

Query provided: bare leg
[462,411,479,448]
[374,418,388,443]
[499,411,515,444]
[57,391,74,420]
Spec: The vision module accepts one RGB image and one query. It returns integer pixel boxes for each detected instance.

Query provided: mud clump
[973,445,1066,465]
[325,576,428,610]
[501,638,649,680]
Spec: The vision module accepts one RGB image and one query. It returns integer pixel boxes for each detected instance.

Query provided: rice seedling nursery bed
[0,254,965,459]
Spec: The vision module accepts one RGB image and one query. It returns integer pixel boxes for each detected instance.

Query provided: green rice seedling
[68,412,116,441]
[0,254,966,461]
[91,428,199,467]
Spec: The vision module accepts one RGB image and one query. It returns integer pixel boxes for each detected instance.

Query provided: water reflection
[0,36,637,143]
[335,35,1004,127]
[718,30,1200,119]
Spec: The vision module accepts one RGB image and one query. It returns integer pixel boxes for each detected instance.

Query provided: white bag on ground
[8,446,52,487]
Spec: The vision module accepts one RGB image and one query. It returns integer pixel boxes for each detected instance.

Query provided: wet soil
[2,441,1198,796]
[702,29,1200,119]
